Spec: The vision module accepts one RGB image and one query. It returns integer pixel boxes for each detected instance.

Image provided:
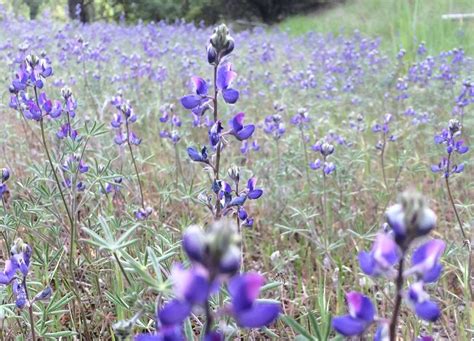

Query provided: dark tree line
[23,0,344,24]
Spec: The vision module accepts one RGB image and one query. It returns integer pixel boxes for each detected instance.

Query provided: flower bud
[182,225,206,263]
[386,190,436,248]
[26,54,39,67]
[207,44,217,64]
[321,142,335,156]
[33,286,52,302]
[228,165,240,183]
[1,168,10,182]
[209,24,234,62]
[448,119,461,135]
[61,86,73,99]
[219,244,241,274]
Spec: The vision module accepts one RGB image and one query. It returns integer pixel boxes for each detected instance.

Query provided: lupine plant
[135,220,280,340]
[181,24,261,228]
[333,190,444,340]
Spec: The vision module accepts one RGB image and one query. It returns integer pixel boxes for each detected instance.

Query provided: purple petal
[248,189,263,200]
[222,88,239,104]
[158,299,191,326]
[332,315,367,336]
[180,95,202,109]
[346,292,375,323]
[358,251,375,275]
[231,113,244,132]
[415,301,440,322]
[192,76,208,96]
[229,273,264,312]
[236,125,255,141]
[187,147,203,162]
[235,302,280,328]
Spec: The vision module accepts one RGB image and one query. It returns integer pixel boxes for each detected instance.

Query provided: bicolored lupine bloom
[229,113,255,141]
[431,119,468,177]
[158,264,211,327]
[406,282,440,322]
[310,138,336,175]
[358,232,399,277]
[332,292,375,336]
[404,239,445,283]
[228,273,280,328]
[181,63,239,113]
[246,178,263,199]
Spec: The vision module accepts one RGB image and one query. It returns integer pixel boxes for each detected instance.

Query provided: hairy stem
[389,256,405,341]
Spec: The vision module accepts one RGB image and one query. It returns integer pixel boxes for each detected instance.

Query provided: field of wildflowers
[0,5,472,341]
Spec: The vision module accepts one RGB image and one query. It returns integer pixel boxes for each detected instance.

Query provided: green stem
[125,121,145,208]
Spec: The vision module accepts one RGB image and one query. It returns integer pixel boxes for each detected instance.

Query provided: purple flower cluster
[372,113,396,150]
[431,119,468,177]
[0,239,51,309]
[111,93,141,146]
[333,190,443,339]
[0,168,10,200]
[158,103,181,144]
[310,138,336,175]
[61,154,89,191]
[136,221,280,340]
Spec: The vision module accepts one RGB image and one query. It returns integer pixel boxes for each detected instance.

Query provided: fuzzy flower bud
[1,168,9,182]
[386,189,436,248]
[228,165,240,183]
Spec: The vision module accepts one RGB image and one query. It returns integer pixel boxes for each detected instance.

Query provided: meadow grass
[280,0,474,58]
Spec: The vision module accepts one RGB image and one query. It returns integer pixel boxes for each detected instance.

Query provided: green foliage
[280,0,474,58]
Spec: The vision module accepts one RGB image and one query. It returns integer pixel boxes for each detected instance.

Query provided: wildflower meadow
[0,3,472,340]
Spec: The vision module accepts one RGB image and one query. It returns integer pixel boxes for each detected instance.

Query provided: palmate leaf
[81,216,140,252]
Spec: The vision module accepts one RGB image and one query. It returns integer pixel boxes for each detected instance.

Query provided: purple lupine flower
[33,286,53,302]
[246,178,263,199]
[209,121,223,147]
[12,280,27,309]
[290,107,310,127]
[216,63,239,104]
[403,239,445,283]
[187,146,209,163]
[57,123,78,140]
[431,119,468,177]
[228,273,280,328]
[134,207,153,220]
[229,113,255,141]
[263,114,286,140]
[180,76,210,111]
[358,232,399,277]
[332,292,375,336]
[406,282,440,322]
